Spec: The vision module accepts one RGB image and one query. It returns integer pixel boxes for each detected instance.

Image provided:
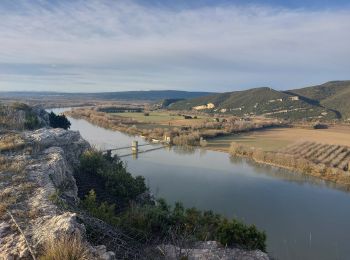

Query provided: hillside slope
[170,87,338,120]
[287,81,350,120]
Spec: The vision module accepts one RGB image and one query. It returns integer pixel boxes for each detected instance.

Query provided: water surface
[50,108,350,260]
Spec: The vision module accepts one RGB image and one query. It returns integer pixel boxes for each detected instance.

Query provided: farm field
[284,141,350,171]
[206,125,350,152]
[112,111,208,127]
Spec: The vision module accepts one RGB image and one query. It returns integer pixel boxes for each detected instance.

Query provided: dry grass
[284,142,350,171]
[207,125,350,153]
[0,189,17,217]
[0,156,25,173]
[39,234,93,260]
[0,133,25,152]
[251,126,350,147]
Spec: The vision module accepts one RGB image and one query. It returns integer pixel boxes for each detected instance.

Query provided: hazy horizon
[0,0,349,92]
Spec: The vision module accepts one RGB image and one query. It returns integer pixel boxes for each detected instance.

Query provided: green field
[113,112,207,127]
[113,112,183,123]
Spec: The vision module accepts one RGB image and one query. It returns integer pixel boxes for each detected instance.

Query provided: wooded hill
[287,81,350,120]
[169,81,350,121]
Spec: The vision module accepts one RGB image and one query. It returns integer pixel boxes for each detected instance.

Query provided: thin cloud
[0,0,349,91]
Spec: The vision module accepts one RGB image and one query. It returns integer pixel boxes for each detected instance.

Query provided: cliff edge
[0,128,114,259]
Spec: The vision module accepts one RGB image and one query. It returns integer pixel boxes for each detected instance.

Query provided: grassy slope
[170,87,337,120]
[287,81,350,119]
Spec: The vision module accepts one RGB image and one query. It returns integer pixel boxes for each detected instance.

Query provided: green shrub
[24,113,40,130]
[49,112,71,129]
[118,199,266,251]
[79,150,147,201]
[217,219,266,251]
[77,150,267,251]
[81,190,119,225]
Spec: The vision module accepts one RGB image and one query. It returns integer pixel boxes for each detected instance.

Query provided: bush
[77,150,267,251]
[49,112,71,130]
[173,133,201,146]
[217,219,266,251]
[119,200,266,251]
[229,142,253,156]
[24,113,40,130]
[81,190,119,225]
[78,150,147,202]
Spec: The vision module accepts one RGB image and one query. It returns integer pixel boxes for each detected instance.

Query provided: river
[50,108,350,260]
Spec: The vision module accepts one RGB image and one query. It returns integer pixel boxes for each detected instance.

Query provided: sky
[0,0,349,93]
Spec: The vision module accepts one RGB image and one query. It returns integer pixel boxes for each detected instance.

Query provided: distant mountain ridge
[0,90,215,101]
[2,81,349,120]
[169,81,350,120]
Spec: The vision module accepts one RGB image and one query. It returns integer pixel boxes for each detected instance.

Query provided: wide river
[50,108,350,260]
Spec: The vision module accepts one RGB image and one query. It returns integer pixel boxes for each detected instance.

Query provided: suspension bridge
[102,140,169,158]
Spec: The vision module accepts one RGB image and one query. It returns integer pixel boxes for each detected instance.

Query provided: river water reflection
[50,108,350,260]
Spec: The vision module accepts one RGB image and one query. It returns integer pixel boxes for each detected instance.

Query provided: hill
[169,87,338,120]
[0,90,214,101]
[287,81,350,120]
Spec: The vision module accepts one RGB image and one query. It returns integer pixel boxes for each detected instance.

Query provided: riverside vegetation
[66,106,350,186]
[229,142,350,185]
[77,150,267,252]
[66,107,282,146]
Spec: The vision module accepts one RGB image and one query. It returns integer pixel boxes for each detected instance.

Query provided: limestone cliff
[0,128,113,259]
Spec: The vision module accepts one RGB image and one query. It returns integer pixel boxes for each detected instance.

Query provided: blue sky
[0,0,349,92]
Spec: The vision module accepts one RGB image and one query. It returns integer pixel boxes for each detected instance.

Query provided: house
[289,96,299,101]
[207,103,215,109]
[192,103,215,110]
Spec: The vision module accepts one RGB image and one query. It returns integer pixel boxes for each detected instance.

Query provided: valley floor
[206,125,350,152]
[205,126,350,186]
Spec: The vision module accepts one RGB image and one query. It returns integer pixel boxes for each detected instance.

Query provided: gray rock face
[0,104,49,130]
[0,128,114,259]
[23,128,90,166]
[32,106,50,127]
[158,241,269,260]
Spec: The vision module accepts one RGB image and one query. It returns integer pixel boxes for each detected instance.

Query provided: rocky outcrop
[159,241,269,260]
[23,128,89,166]
[0,104,49,130]
[0,128,114,259]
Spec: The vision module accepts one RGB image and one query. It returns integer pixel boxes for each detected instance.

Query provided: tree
[49,112,71,130]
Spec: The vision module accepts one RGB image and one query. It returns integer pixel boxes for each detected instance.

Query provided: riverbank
[65,107,285,146]
[65,107,350,186]
[225,142,350,186]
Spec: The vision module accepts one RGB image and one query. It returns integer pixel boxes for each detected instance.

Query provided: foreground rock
[0,128,114,259]
[159,241,269,260]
